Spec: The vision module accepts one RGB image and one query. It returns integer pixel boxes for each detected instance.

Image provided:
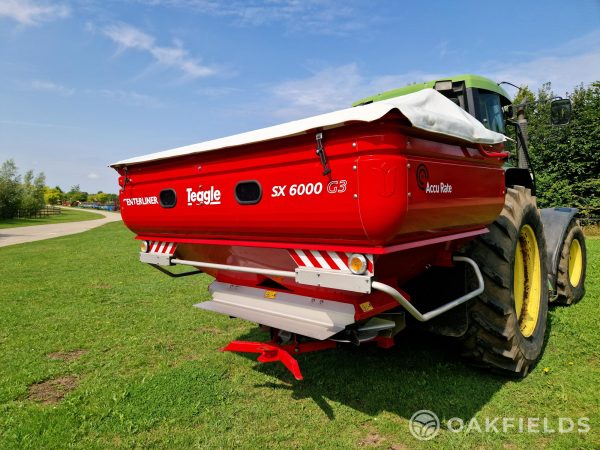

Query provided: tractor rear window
[477,91,505,134]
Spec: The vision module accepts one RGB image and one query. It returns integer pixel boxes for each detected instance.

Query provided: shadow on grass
[229,326,512,423]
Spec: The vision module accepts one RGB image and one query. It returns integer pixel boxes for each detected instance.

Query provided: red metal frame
[222,339,337,380]
[222,335,396,380]
[135,227,488,255]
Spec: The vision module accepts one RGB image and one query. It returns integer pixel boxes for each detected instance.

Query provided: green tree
[33,172,46,206]
[67,184,88,203]
[20,170,46,212]
[513,82,600,218]
[20,170,35,210]
[44,187,64,205]
[0,159,23,219]
[88,191,117,204]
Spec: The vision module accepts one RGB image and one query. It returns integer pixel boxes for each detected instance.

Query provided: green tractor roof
[352,74,511,106]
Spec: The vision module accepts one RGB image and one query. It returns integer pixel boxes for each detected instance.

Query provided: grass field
[0,223,598,449]
[0,208,104,229]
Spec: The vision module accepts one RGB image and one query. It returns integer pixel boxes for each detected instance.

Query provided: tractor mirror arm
[513,96,569,109]
[498,81,571,113]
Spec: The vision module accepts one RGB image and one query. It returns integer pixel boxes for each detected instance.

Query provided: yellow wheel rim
[568,238,583,287]
[513,225,542,338]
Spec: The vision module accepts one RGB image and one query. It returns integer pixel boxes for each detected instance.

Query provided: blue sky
[1,0,599,194]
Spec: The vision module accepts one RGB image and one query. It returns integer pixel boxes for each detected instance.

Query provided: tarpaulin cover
[111,88,506,167]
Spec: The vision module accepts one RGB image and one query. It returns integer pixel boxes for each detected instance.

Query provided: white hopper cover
[110,88,506,167]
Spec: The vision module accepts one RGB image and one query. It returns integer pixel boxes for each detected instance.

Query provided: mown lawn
[0,208,104,229]
[0,223,598,449]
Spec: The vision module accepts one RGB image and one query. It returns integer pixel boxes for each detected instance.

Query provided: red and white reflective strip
[148,241,177,255]
[288,249,374,274]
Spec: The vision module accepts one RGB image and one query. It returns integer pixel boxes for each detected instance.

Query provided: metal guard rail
[168,256,484,323]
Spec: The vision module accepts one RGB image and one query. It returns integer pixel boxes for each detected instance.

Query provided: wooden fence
[16,206,62,218]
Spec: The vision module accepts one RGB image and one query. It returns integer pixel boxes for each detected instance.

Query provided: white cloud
[269,31,600,121]
[271,64,362,116]
[104,23,154,50]
[0,0,69,26]
[133,0,377,35]
[484,53,600,98]
[87,172,99,180]
[94,89,162,108]
[197,86,241,97]
[102,23,216,79]
[28,80,75,96]
[270,64,440,119]
[0,119,80,129]
[482,31,600,97]
[23,80,160,107]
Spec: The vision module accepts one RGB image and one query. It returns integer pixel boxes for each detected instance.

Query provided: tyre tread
[460,186,548,377]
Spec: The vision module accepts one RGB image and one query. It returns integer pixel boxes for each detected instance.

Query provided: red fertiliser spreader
[111,76,587,379]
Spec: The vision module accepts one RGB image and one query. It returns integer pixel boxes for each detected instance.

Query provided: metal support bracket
[140,251,173,266]
[295,267,371,293]
[221,335,394,380]
[120,166,132,193]
[315,132,331,176]
[171,257,296,278]
[149,264,203,278]
[371,256,484,322]
[222,339,337,380]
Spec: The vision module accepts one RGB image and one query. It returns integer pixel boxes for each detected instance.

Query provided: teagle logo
[416,163,453,194]
[186,186,221,206]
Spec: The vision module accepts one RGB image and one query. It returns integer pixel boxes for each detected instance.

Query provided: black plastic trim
[505,168,535,195]
[159,188,177,208]
[235,180,262,205]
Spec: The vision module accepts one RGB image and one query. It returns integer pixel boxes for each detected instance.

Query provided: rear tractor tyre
[554,221,586,305]
[461,186,548,377]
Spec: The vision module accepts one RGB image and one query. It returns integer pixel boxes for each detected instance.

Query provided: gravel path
[0,208,122,248]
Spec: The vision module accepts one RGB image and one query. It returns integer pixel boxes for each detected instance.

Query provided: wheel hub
[513,224,542,337]
[568,238,583,287]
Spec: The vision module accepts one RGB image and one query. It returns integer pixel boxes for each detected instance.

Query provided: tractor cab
[353,74,512,134]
